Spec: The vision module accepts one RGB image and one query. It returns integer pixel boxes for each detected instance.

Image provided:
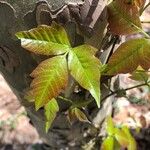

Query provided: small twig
[123,82,149,91]
[132,23,150,39]
[101,81,150,102]
[140,2,150,15]
[141,21,150,24]
[58,96,73,104]
[106,36,120,63]
[103,83,113,93]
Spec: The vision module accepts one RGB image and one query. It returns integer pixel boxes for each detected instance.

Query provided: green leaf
[106,116,115,136]
[113,139,121,150]
[105,38,150,75]
[107,0,142,35]
[129,66,149,82]
[30,55,68,110]
[114,128,129,148]
[68,107,89,123]
[121,126,137,150]
[68,45,101,107]
[44,98,59,133]
[16,22,71,55]
[101,136,114,150]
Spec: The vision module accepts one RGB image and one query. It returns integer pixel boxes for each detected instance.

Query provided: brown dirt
[0,74,42,150]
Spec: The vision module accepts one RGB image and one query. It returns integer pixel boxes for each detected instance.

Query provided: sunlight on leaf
[105,38,150,75]
[16,22,102,111]
[68,45,101,107]
[30,55,68,110]
[106,116,115,136]
[101,136,114,150]
[16,22,71,55]
[44,98,59,133]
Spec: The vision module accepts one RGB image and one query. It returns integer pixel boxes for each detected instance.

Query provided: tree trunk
[0,0,114,149]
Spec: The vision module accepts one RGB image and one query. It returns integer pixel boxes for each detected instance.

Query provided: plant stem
[141,21,150,24]
[58,96,73,104]
[132,23,150,39]
[101,81,150,102]
[124,83,148,91]
[140,2,150,15]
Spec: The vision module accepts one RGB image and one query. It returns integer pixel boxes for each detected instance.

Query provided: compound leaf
[108,0,142,35]
[68,45,101,107]
[45,98,59,133]
[30,55,68,110]
[16,22,71,55]
[105,38,150,75]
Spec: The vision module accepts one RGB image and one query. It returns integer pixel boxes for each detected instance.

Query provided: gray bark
[0,0,113,149]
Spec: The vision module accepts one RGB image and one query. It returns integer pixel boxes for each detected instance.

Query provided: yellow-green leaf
[114,128,129,147]
[30,55,68,110]
[16,22,71,55]
[68,45,101,107]
[106,116,115,136]
[44,98,59,133]
[113,139,121,150]
[101,137,114,150]
[107,0,142,35]
[122,126,137,150]
[105,38,150,75]
[75,44,98,55]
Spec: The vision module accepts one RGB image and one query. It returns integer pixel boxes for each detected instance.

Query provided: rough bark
[0,0,113,149]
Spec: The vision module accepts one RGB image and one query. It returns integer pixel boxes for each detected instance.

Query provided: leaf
[121,126,137,150]
[68,45,101,107]
[68,107,89,123]
[106,116,115,136]
[129,66,149,82]
[107,0,142,35]
[114,128,129,148]
[105,38,150,75]
[30,55,68,110]
[124,0,146,8]
[101,137,114,150]
[113,139,121,150]
[73,44,98,55]
[44,98,59,133]
[16,22,71,55]
[134,0,146,8]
